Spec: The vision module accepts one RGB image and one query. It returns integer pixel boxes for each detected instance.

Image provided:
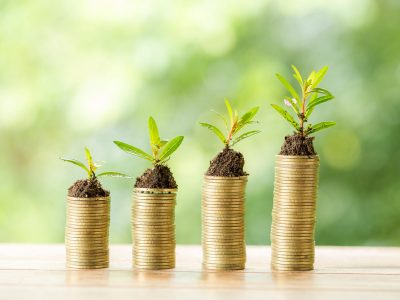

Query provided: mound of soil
[206,147,247,177]
[279,133,316,156]
[68,178,110,198]
[135,164,177,189]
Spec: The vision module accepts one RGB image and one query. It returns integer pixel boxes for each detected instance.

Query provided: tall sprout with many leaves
[114,117,184,165]
[200,99,260,148]
[60,148,130,179]
[272,65,336,136]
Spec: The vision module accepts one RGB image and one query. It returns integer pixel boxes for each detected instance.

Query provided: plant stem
[299,87,307,136]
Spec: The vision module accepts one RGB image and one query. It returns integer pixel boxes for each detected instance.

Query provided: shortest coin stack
[271,155,319,271]
[132,188,176,270]
[202,176,248,270]
[65,196,110,269]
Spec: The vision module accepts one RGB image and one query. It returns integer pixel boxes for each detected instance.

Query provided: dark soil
[206,147,247,177]
[279,133,317,156]
[68,178,110,198]
[135,164,177,189]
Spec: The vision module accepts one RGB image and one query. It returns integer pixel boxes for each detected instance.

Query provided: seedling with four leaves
[60,148,130,179]
[200,99,260,147]
[272,65,335,136]
[114,117,184,165]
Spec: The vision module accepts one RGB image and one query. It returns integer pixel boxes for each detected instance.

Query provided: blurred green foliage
[0,0,399,245]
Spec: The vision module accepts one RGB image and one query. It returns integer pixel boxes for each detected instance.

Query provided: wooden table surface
[1,245,400,299]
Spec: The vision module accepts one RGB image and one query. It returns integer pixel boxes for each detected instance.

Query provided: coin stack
[202,176,247,270]
[132,188,176,270]
[65,196,110,269]
[270,155,319,271]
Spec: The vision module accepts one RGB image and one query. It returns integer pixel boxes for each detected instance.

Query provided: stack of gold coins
[270,155,319,271]
[202,176,247,270]
[65,196,110,269]
[132,188,176,270]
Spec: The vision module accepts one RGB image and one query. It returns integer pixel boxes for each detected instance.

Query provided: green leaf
[113,141,153,162]
[84,147,96,176]
[148,116,160,147]
[276,73,300,101]
[271,104,300,131]
[200,122,226,144]
[311,66,329,88]
[310,87,332,96]
[231,130,261,146]
[60,158,90,177]
[291,65,303,88]
[97,171,131,178]
[211,109,228,130]
[237,106,259,131]
[158,136,184,162]
[306,121,336,135]
[225,99,233,125]
[307,95,334,111]
[159,140,168,147]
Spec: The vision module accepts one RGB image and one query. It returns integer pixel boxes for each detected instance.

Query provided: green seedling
[272,65,336,136]
[60,147,130,179]
[114,117,184,165]
[200,99,260,147]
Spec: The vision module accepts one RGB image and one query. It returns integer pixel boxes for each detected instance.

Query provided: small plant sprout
[200,99,260,148]
[60,147,130,179]
[272,65,336,136]
[114,117,184,165]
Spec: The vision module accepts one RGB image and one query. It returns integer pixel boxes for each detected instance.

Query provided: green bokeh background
[1,0,399,245]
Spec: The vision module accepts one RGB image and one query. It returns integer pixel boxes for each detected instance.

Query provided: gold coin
[65,236,108,241]
[271,218,315,223]
[134,254,175,259]
[202,236,244,241]
[66,242,108,247]
[203,264,245,270]
[134,258,175,264]
[202,233,244,237]
[202,243,244,248]
[274,172,318,178]
[272,213,315,218]
[203,251,245,256]
[66,211,109,216]
[133,197,176,201]
[272,253,314,258]
[272,258,314,264]
[67,265,108,269]
[134,244,174,248]
[134,253,175,259]
[134,249,174,254]
[203,244,245,249]
[133,233,175,237]
[65,232,108,237]
[202,215,244,219]
[134,263,175,268]
[271,232,314,238]
[271,246,314,251]
[202,206,244,211]
[66,258,108,264]
[271,260,314,266]
[66,255,108,260]
[67,204,109,209]
[202,189,245,193]
[65,230,109,235]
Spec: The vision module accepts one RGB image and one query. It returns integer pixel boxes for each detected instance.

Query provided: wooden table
[1,245,399,299]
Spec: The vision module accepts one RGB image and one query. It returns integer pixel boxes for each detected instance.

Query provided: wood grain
[0,245,400,299]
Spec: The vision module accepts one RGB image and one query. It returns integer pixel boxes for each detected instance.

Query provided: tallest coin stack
[270,155,319,271]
